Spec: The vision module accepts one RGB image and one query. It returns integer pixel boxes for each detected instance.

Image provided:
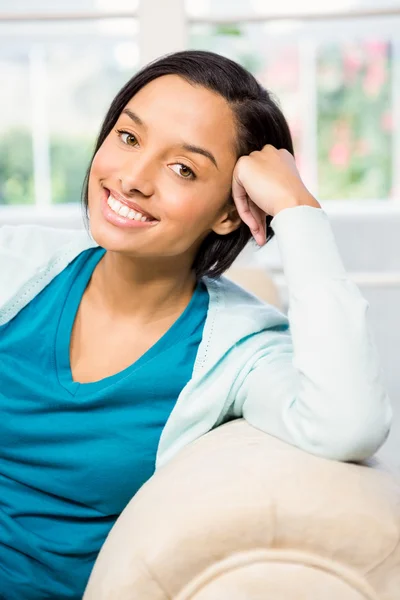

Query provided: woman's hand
[232,145,321,246]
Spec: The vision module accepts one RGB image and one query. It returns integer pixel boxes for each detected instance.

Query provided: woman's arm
[230,148,392,461]
[234,206,392,461]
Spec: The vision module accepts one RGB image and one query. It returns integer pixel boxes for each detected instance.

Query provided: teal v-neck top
[0,247,209,600]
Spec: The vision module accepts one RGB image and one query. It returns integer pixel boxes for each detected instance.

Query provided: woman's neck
[86,250,197,324]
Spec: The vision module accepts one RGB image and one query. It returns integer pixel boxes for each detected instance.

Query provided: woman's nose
[119,156,155,198]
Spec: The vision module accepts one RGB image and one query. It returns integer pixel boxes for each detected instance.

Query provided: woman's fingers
[232,174,267,246]
[249,202,267,246]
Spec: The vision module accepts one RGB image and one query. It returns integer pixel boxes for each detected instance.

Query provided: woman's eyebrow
[180,144,219,170]
[121,108,218,169]
[122,108,146,129]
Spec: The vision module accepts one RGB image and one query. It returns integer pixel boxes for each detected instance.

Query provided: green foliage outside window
[0,129,34,205]
[191,25,395,201]
[317,42,393,200]
[0,27,395,205]
[50,136,94,204]
[0,129,94,205]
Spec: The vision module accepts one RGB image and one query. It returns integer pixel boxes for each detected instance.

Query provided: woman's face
[88,74,241,266]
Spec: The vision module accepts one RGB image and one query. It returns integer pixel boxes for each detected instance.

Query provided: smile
[101,189,159,229]
[107,194,153,222]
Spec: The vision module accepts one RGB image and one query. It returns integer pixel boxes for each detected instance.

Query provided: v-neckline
[54,248,204,397]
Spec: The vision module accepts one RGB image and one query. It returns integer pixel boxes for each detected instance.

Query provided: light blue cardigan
[0,206,392,466]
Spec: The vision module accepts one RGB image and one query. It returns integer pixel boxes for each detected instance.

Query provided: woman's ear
[212,198,242,236]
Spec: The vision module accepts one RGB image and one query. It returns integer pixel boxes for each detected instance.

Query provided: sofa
[83,267,400,599]
[83,419,400,599]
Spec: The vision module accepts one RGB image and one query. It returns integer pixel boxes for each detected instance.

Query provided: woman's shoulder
[0,224,96,323]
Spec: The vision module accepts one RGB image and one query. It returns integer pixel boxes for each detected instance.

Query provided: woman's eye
[170,163,196,180]
[117,130,138,147]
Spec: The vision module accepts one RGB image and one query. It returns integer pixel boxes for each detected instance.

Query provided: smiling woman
[82,50,295,278]
[0,49,392,600]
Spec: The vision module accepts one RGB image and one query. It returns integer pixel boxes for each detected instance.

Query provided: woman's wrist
[271,192,321,218]
[270,200,347,290]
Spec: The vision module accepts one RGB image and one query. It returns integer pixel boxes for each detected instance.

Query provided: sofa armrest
[84,420,400,600]
[224,266,282,309]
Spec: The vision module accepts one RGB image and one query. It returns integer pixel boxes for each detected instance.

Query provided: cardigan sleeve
[234,206,392,461]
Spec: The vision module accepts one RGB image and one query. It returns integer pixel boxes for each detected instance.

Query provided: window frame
[0,0,399,221]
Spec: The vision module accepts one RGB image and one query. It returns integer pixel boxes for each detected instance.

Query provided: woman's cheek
[167,191,205,229]
[91,141,117,178]
[177,180,230,231]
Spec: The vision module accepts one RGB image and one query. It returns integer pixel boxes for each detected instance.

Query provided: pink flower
[363,63,386,98]
[365,40,387,58]
[343,45,363,83]
[381,111,393,132]
[329,143,350,167]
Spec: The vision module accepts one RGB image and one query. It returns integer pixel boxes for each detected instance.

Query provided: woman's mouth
[107,194,153,222]
[101,189,159,229]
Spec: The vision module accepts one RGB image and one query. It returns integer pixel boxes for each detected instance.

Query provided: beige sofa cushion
[176,550,381,600]
[224,266,282,308]
[84,420,400,599]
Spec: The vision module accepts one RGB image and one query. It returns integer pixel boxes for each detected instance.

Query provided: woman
[0,50,391,599]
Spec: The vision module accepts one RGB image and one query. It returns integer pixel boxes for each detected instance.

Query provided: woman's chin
[89,222,142,254]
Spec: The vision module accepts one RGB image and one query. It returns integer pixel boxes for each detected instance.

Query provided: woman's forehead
[122,75,237,152]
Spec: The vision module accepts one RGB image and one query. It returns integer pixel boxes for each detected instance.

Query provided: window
[1,0,400,208]
[189,24,304,178]
[0,2,138,207]
[0,0,138,15]
[0,37,33,206]
[187,0,400,201]
[317,40,394,200]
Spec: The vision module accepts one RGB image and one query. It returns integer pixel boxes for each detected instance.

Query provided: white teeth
[118,205,130,217]
[107,194,154,222]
